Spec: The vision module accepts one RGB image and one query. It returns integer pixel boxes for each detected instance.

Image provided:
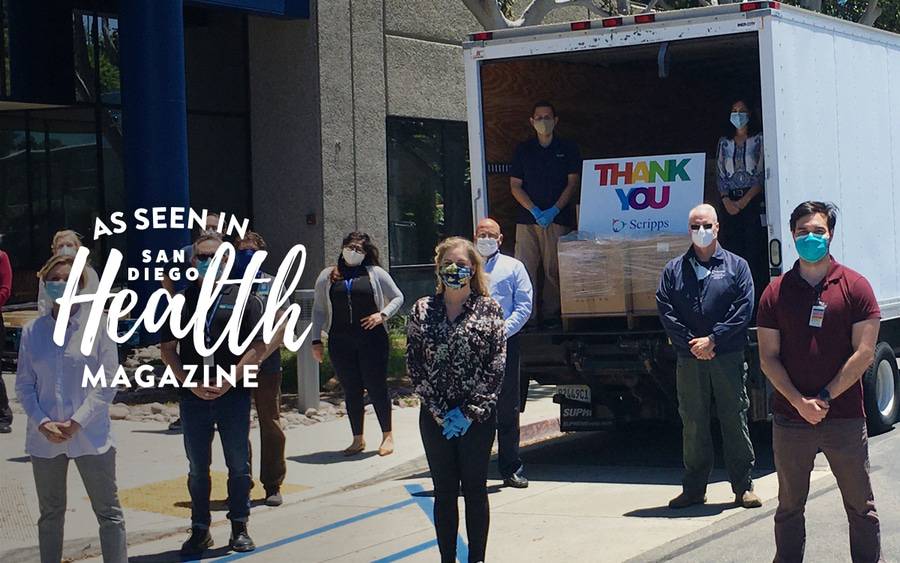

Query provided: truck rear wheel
[864,341,899,435]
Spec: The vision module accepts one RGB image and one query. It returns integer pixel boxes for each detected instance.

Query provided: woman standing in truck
[407,237,507,563]
[716,99,768,299]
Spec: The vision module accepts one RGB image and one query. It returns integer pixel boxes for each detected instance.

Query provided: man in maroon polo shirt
[757,201,882,563]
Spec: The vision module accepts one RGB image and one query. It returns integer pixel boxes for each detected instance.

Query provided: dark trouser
[0,315,11,426]
[420,408,496,563]
[328,327,392,436]
[497,333,522,478]
[676,351,755,497]
[180,388,252,528]
[252,369,286,494]
[773,416,882,563]
[720,196,768,302]
[31,449,127,563]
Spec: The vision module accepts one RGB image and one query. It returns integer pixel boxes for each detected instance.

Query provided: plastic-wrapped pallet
[558,232,687,317]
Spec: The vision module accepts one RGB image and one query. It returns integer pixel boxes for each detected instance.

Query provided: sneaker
[180,526,213,556]
[229,521,256,552]
[668,492,707,509]
[168,417,182,432]
[0,422,11,434]
[265,489,283,507]
[503,467,529,489]
[736,490,762,508]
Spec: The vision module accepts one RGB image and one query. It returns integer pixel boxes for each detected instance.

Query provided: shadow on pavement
[288,450,380,465]
[624,502,736,519]
[130,545,232,562]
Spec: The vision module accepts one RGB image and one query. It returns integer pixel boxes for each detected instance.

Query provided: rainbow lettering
[594,158,691,211]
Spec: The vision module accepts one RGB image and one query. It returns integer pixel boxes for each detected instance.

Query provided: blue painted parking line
[214,496,417,562]
[404,484,469,562]
[370,539,439,562]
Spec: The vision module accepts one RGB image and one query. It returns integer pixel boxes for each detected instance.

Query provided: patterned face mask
[439,263,472,289]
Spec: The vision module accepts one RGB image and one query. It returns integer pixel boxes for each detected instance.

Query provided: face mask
[691,226,716,248]
[795,233,829,263]
[533,118,555,136]
[58,246,77,257]
[440,263,473,290]
[342,248,365,267]
[233,249,255,278]
[476,237,499,257]
[730,112,750,129]
[201,228,219,238]
[196,258,212,278]
[45,281,67,301]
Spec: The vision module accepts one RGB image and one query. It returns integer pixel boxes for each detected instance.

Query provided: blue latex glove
[441,408,471,439]
[529,206,542,221]
[542,206,561,224]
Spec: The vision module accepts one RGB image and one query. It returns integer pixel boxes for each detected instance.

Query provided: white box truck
[462,2,900,433]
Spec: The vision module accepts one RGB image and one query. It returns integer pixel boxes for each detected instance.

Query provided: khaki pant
[773,416,882,563]
[515,223,571,321]
[252,369,286,494]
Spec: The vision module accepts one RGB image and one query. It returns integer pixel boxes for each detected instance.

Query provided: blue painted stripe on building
[186,0,309,18]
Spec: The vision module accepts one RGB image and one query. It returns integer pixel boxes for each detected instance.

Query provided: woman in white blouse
[15,254,127,563]
[715,99,767,299]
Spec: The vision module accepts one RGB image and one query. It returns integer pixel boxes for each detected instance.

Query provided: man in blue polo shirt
[510,101,581,330]
[656,204,761,510]
[476,218,533,488]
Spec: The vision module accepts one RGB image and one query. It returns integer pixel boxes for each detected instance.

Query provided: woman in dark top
[311,233,404,456]
[716,98,767,299]
[407,237,507,563]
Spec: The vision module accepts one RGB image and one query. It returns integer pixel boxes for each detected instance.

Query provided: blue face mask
[45,281,67,301]
[196,258,212,278]
[730,112,750,129]
[795,233,829,263]
[233,249,255,278]
[439,263,473,289]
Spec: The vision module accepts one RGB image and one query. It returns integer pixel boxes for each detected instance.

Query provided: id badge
[809,302,826,328]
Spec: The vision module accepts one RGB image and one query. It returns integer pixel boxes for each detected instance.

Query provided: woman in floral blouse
[407,236,507,563]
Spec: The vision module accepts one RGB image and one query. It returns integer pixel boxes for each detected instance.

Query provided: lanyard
[205,293,224,346]
[344,277,353,294]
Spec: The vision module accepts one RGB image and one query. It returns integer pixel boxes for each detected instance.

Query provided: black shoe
[503,468,529,489]
[265,489,283,507]
[229,521,256,552]
[668,492,707,509]
[180,526,213,556]
[168,417,182,432]
[541,318,562,331]
[0,423,11,434]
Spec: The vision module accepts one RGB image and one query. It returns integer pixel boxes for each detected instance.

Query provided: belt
[727,189,746,199]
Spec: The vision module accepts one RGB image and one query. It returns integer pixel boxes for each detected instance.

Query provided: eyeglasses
[689,224,714,231]
[195,253,215,261]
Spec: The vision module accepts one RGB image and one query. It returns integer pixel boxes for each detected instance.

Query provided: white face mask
[342,248,365,267]
[476,237,499,257]
[57,245,77,257]
[691,226,716,248]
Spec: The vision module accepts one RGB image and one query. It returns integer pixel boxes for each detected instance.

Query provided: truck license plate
[557,385,591,404]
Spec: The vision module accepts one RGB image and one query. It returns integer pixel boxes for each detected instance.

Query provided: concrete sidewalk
[0,380,561,562]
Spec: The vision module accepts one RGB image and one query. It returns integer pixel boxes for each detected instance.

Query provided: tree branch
[858,0,882,26]
[460,0,513,29]
[519,0,614,26]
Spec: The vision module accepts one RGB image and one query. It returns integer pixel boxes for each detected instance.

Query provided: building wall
[248,14,324,286]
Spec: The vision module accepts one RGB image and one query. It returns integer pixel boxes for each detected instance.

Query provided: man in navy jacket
[656,204,761,510]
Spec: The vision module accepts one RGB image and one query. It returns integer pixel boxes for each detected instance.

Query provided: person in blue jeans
[160,234,267,556]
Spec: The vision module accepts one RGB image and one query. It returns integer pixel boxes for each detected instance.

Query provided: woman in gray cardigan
[311,232,404,456]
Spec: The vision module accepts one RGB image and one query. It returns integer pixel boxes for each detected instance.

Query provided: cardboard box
[558,238,627,316]
[628,236,687,314]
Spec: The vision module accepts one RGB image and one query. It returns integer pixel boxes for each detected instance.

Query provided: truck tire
[863,342,899,435]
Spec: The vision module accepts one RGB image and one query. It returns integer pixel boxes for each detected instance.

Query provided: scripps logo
[612,219,626,233]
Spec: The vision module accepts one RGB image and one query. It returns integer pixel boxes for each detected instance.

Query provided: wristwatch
[311,339,322,346]
[817,389,832,406]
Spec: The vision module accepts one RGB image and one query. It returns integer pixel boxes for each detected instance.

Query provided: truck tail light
[602,17,623,28]
[634,14,656,24]
[471,31,493,41]
[571,20,592,31]
[741,1,780,12]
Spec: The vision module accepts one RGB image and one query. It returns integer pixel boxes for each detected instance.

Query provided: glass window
[97,15,120,99]
[387,117,472,308]
[73,10,96,103]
